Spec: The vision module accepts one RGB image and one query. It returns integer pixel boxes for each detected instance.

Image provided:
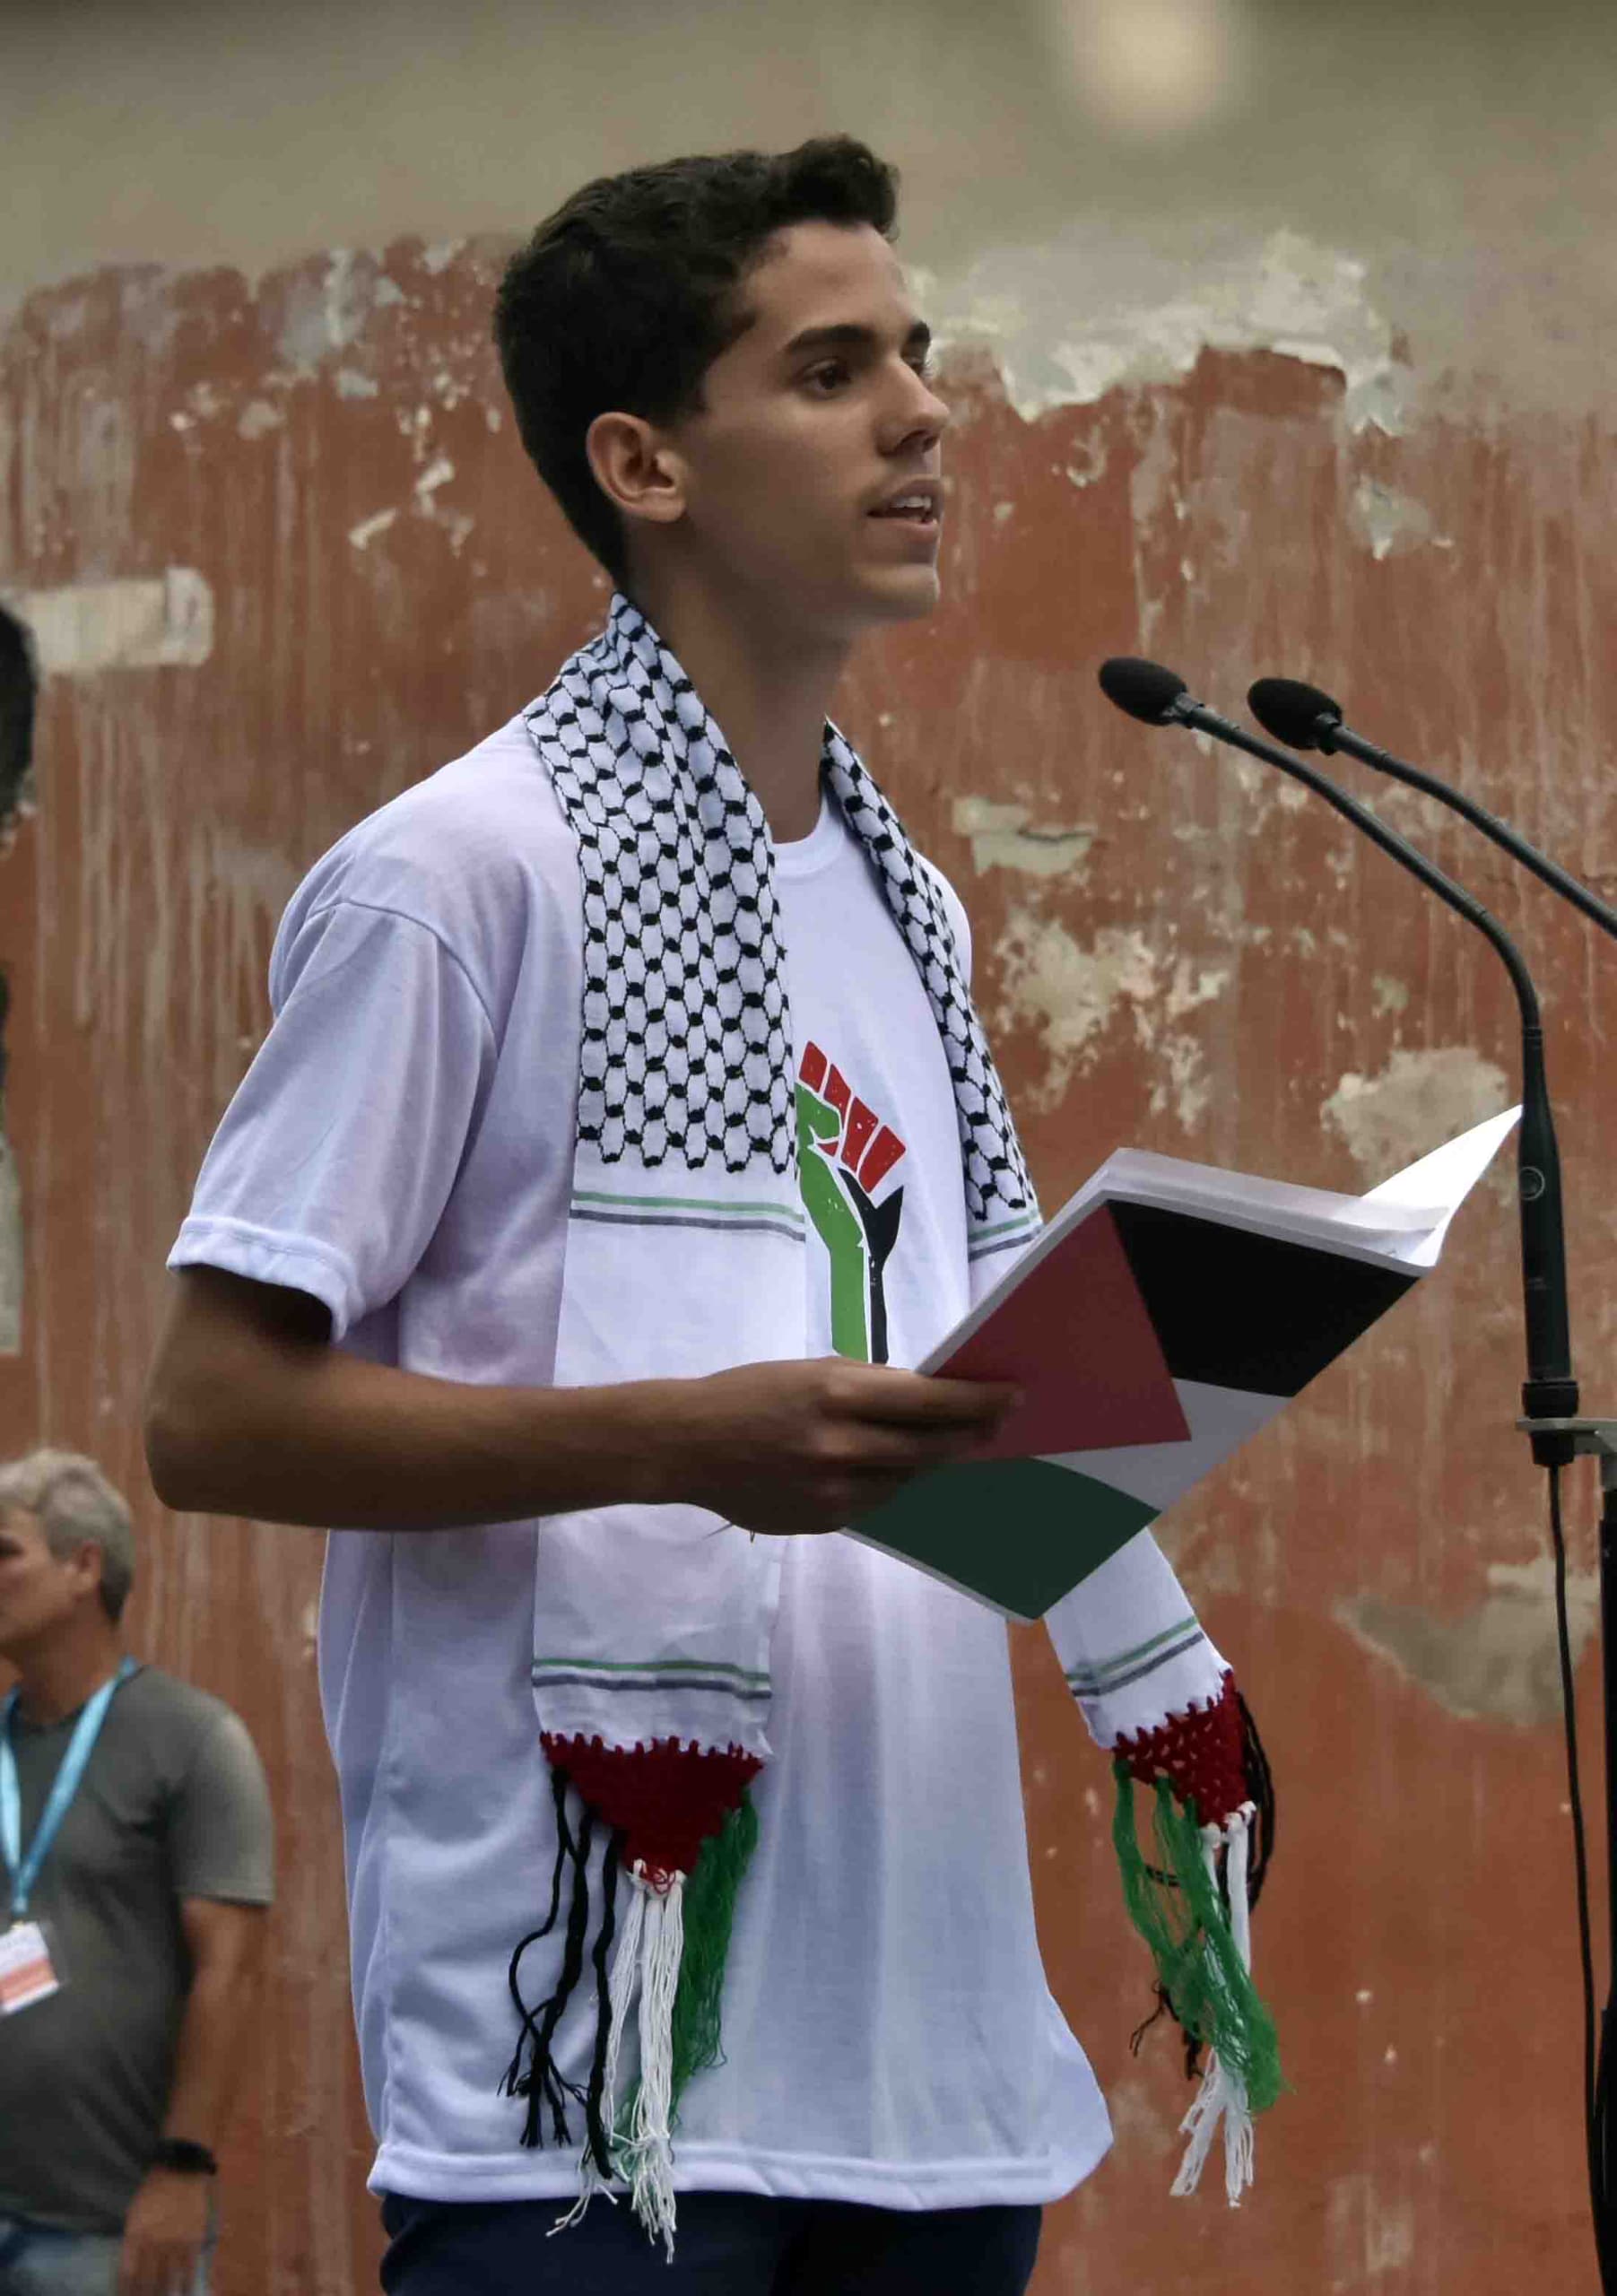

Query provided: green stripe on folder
[852,1458,1160,1623]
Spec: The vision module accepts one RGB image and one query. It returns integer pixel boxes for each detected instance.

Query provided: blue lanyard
[0,1658,136,1919]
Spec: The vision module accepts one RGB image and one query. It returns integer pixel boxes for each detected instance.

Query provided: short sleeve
[169,900,497,1340]
[168,1709,275,1906]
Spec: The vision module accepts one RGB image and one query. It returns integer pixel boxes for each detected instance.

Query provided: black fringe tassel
[581,1833,622,2177]
[500,1765,622,2167]
[1238,1689,1275,1910]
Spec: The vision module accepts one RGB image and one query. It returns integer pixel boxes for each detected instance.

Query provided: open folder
[850,1107,1520,1621]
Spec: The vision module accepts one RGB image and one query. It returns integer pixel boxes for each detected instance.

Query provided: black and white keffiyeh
[535,595,1036,1222]
[508,596,1271,2249]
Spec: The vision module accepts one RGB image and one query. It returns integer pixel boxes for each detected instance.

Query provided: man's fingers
[813,1418,1001,1473]
[835,1367,1021,1428]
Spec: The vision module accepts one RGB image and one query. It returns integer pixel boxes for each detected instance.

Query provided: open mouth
[870,494,939,525]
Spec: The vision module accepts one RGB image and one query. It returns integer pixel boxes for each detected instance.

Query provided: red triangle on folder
[939,1204,1190,1461]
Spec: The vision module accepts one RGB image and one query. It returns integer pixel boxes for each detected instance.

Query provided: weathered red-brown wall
[3,235,1613,2292]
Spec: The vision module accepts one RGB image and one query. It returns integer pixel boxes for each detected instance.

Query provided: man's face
[0,1508,91,1660]
[660,220,951,641]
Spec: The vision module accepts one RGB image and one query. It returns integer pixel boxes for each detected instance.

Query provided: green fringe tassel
[1112,1770,1284,2116]
[668,1792,759,2116]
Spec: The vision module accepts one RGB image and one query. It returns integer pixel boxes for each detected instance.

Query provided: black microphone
[1098,656,1578,1453]
[1099,657,1191,726]
[1248,676,1617,942]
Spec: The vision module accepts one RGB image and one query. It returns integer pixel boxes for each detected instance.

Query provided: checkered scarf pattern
[529,592,1036,1222]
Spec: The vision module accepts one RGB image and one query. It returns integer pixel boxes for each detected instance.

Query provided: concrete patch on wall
[1338,1552,1596,1729]
[348,508,398,552]
[994,915,1160,1110]
[923,224,1410,433]
[1147,1025,1213,1133]
[993,911,1228,1126]
[1322,1046,1511,1182]
[951,795,1097,880]
[5,570,214,674]
[1349,476,1450,561]
[271,246,397,377]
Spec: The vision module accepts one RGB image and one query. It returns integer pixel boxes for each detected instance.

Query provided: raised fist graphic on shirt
[795,1041,907,1366]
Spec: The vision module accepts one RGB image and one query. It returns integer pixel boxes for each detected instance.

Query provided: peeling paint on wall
[923,225,1410,431]
[272,247,387,375]
[1323,1046,1512,1180]
[1338,1553,1596,1728]
[347,509,397,552]
[1326,2173,1418,2282]
[993,911,1228,1126]
[1350,476,1451,562]
[995,916,1159,1109]
[951,795,1096,880]
[5,571,214,674]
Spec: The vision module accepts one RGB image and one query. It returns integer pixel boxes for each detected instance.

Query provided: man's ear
[586,412,688,536]
[66,1538,105,1610]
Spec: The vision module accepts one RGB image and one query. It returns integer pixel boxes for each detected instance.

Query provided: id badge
[0,1920,60,2013]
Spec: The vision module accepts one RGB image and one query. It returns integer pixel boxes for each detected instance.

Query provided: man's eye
[804,361,851,394]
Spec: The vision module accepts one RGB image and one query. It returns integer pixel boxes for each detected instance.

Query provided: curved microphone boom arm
[1247,676,1617,944]
[1096,656,1578,1444]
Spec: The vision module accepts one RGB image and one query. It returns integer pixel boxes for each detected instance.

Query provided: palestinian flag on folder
[852,1109,1517,1621]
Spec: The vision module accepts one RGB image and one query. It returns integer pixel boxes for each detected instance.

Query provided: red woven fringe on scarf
[541,1734,761,1889]
[1112,1668,1248,1830]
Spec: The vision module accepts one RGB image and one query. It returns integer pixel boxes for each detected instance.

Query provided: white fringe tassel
[1170,1806,1256,2209]
[546,1860,687,2253]
[621,1866,685,2258]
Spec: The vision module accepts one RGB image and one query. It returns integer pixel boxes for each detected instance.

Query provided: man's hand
[118,2169,209,2296]
[145,1265,1017,1535]
[662,1356,1019,1535]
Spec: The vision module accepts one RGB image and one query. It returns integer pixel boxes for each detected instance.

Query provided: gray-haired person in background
[0,1452,274,2296]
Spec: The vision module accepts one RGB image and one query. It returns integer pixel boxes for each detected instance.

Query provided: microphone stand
[1100,661,1616,2286]
[1243,676,1617,2283]
[1160,691,1577,1432]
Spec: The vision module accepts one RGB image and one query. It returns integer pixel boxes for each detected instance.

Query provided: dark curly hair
[493,136,900,584]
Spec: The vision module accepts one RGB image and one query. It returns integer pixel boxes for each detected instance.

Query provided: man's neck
[625,573,851,844]
[6,1626,124,1728]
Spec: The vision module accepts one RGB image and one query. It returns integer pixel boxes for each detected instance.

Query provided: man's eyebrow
[780,318,933,361]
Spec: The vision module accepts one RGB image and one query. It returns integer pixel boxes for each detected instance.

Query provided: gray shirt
[0,1664,274,2234]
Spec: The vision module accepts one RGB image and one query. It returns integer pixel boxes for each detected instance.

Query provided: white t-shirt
[170,712,1112,2211]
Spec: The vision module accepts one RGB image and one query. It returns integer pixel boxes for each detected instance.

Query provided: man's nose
[882,363,951,455]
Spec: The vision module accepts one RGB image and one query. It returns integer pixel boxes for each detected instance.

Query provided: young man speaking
[145,138,1264,2294]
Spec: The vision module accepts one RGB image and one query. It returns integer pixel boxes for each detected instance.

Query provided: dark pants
[379,2191,1042,2294]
